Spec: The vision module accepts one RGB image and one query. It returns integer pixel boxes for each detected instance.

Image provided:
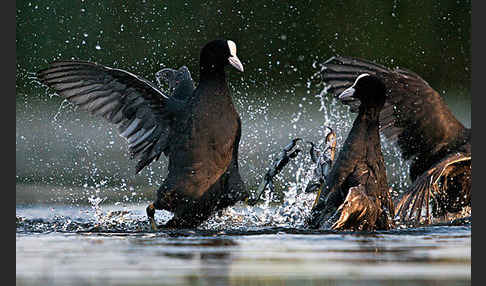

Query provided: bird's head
[200,39,244,74]
[339,73,386,108]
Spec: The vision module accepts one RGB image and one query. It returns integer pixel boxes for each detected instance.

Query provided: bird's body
[307,74,394,231]
[36,39,247,229]
[165,81,238,200]
[158,74,246,227]
[318,56,471,224]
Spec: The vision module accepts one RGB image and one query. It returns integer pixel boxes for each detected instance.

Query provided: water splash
[87,195,106,222]
[17,55,469,234]
[52,99,74,121]
[202,150,320,230]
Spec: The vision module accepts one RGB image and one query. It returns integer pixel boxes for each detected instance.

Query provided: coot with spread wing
[318,56,471,224]
[36,39,248,229]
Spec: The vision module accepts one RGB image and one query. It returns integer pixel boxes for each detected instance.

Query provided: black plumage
[307,74,395,231]
[317,56,471,224]
[36,39,248,229]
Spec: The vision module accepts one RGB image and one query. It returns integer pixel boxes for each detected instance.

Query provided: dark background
[16,0,471,203]
[17,1,471,95]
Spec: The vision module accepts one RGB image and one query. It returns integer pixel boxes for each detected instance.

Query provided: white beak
[339,73,370,100]
[228,56,244,72]
[338,87,355,101]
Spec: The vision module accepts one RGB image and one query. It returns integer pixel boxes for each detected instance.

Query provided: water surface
[16,202,471,286]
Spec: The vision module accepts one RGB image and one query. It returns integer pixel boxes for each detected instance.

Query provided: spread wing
[318,56,467,162]
[36,60,179,174]
[395,152,471,224]
[155,66,195,100]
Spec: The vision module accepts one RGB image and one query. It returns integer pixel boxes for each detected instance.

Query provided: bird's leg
[288,148,301,159]
[312,127,337,196]
[247,174,270,205]
[283,138,302,153]
[312,185,324,208]
[248,138,302,205]
[146,203,158,231]
[267,178,275,199]
[308,141,319,163]
[305,128,336,196]
[324,127,337,162]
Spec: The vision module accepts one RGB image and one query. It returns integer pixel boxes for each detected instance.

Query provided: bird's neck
[199,65,226,83]
[349,105,382,141]
[196,67,230,98]
[358,104,381,121]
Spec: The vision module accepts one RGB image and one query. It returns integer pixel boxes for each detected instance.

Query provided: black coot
[307,74,395,231]
[36,39,248,229]
[318,56,471,224]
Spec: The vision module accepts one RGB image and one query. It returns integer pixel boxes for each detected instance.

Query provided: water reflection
[16,206,470,286]
[16,1,471,284]
[127,235,237,286]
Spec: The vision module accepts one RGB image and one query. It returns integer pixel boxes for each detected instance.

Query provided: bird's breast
[171,86,239,168]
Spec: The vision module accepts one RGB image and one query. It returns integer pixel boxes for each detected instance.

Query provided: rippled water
[17,93,471,285]
[17,71,471,286]
[16,2,472,285]
[16,197,471,286]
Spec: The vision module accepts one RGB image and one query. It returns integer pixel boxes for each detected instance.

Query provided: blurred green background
[16,0,471,204]
[17,1,471,92]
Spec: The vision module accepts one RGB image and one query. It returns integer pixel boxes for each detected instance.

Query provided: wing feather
[318,56,467,163]
[37,60,177,173]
